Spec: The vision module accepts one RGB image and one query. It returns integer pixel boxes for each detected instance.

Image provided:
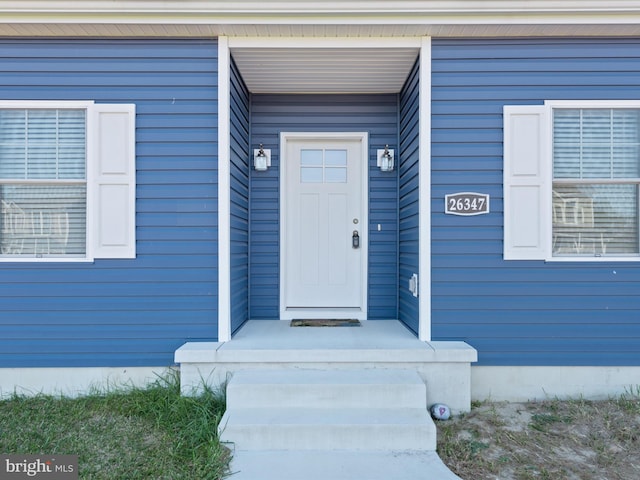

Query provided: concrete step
[227,449,463,480]
[226,368,427,409]
[219,407,437,451]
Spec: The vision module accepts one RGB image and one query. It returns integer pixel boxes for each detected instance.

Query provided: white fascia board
[2,1,640,24]
[3,1,640,15]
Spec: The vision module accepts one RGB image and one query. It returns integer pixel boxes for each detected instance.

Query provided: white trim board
[217,36,232,342]
[472,366,640,402]
[2,1,640,18]
[418,36,431,342]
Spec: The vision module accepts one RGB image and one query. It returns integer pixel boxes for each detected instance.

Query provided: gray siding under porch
[230,57,251,335]
[431,37,640,367]
[398,58,421,335]
[0,39,219,368]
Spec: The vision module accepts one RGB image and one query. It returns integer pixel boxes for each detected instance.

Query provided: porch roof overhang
[0,1,639,39]
[2,1,639,94]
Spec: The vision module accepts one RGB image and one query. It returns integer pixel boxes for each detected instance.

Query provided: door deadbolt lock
[352,230,360,249]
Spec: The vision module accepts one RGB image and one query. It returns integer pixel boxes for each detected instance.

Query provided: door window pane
[325,167,347,183]
[325,150,347,166]
[300,148,348,183]
[300,149,323,166]
[301,167,323,183]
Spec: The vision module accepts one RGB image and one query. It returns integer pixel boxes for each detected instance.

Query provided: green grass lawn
[0,372,229,480]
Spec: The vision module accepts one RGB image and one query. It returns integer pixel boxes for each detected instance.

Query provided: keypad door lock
[352,230,360,249]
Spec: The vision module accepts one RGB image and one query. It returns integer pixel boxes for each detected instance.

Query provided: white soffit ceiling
[230,47,420,94]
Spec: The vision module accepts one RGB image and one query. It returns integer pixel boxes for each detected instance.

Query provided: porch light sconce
[377,145,395,172]
[253,144,271,171]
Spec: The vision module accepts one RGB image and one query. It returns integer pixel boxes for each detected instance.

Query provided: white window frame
[504,100,640,263]
[0,100,136,263]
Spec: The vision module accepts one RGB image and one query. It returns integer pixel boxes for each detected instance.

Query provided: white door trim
[280,131,369,320]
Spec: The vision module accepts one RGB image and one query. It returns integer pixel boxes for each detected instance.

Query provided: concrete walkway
[226,449,463,480]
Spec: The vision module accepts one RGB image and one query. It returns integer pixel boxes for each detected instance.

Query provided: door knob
[352,230,360,249]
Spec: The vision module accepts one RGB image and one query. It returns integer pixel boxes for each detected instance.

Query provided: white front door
[280,133,368,319]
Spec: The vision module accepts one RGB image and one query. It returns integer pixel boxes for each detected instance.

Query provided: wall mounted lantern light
[377,145,395,172]
[253,144,271,171]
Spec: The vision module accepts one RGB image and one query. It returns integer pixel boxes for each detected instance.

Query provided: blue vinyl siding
[249,94,399,319]
[431,38,640,366]
[0,39,219,368]
[398,58,420,335]
[229,57,251,334]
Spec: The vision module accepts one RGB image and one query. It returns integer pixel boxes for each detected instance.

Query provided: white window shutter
[91,104,136,259]
[503,105,549,260]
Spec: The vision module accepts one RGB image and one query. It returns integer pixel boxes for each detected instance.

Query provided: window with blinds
[552,109,640,256]
[0,109,87,258]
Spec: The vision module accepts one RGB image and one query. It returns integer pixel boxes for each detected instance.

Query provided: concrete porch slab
[175,320,477,414]
[175,320,477,364]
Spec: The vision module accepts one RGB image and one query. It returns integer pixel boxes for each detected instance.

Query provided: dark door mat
[290,319,361,327]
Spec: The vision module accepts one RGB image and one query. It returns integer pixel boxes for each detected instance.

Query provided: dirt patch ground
[436,393,640,480]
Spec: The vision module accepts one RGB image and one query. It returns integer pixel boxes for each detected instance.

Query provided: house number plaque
[445,192,490,216]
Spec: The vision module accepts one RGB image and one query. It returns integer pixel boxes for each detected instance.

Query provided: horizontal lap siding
[250,94,398,319]
[0,39,218,367]
[431,38,640,366]
[230,57,250,334]
[398,58,420,334]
